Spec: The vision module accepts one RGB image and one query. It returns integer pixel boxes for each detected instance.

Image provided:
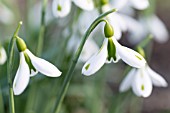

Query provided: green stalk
[37,0,48,56]
[137,34,153,49]
[7,21,23,113]
[52,9,117,113]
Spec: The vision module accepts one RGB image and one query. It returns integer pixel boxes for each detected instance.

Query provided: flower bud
[16,36,27,52]
[104,22,114,38]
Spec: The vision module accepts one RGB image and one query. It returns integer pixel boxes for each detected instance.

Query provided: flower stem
[52,9,117,113]
[37,0,48,56]
[137,34,153,48]
[7,21,23,113]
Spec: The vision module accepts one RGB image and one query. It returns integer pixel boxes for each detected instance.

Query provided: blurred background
[0,0,170,113]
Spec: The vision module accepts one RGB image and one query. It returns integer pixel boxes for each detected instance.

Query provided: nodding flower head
[52,0,94,18]
[119,65,168,98]
[13,37,62,95]
[82,22,146,76]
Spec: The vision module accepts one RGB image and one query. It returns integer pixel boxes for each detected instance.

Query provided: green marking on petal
[107,38,116,61]
[141,84,145,91]
[24,52,36,74]
[85,64,90,70]
[57,5,62,11]
[135,55,142,60]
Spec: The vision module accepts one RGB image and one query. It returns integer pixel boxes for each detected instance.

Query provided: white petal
[52,0,71,17]
[0,47,7,65]
[25,49,62,77]
[111,0,128,10]
[0,3,14,24]
[72,0,94,11]
[118,4,135,16]
[30,70,38,77]
[82,39,108,76]
[119,68,136,92]
[67,34,80,54]
[132,68,153,97]
[146,66,168,87]
[130,0,149,10]
[112,37,146,68]
[13,52,30,95]
[121,15,146,44]
[78,10,98,35]
[79,38,99,62]
[112,13,128,32]
[102,4,111,12]
[147,15,169,43]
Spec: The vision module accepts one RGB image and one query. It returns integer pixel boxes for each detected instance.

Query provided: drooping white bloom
[13,38,62,95]
[82,36,146,76]
[112,0,149,10]
[0,46,7,65]
[0,2,14,24]
[121,14,146,44]
[102,4,144,40]
[140,15,169,43]
[125,14,169,44]
[119,65,168,97]
[52,0,94,17]
[78,10,99,35]
[28,2,53,30]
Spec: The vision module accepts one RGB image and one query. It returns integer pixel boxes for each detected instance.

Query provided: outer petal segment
[147,15,169,43]
[82,39,108,76]
[26,49,62,77]
[132,68,152,97]
[146,66,168,87]
[13,52,30,95]
[52,0,71,17]
[130,0,149,10]
[119,68,136,92]
[0,47,7,65]
[72,0,94,11]
[112,37,146,68]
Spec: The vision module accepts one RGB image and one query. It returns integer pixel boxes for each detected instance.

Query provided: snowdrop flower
[13,37,62,95]
[0,46,7,65]
[82,22,146,76]
[126,14,169,44]
[140,15,169,43]
[112,0,149,10]
[52,0,94,17]
[119,65,168,97]
[78,10,99,35]
[28,2,53,30]
[102,4,142,40]
[0,2,14,24]
[120,14,146,44]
